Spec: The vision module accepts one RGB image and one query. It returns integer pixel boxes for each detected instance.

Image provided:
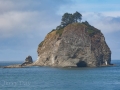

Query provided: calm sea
[0,60,120,90]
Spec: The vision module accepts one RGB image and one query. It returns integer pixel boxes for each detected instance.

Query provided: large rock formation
[34,23,111,67]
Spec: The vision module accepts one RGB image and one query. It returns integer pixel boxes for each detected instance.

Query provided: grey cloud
[94,16,120,33]
[0,0,70,14]
[0,11,61,38]
[0,0,71,38]
[82,12,120,33]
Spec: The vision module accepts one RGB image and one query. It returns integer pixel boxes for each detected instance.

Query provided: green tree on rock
[61,13,73,27]
[56,11,82,30]
[73,11,82,23]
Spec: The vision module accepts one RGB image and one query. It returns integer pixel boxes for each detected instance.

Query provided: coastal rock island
[4,12,111,68]
[34,12,111,67]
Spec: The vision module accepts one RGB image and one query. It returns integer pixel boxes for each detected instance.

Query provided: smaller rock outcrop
[4,56,33,68]
[21,56,33,66]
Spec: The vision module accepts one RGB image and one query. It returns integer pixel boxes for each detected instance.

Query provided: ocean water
[0,60,120,90]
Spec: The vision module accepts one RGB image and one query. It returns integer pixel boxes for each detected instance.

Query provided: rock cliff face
[34,23,111,67]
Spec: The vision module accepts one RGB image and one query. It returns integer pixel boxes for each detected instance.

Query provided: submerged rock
[34,23,111,67]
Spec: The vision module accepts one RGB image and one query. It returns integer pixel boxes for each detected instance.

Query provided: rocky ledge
[34,22,112,67]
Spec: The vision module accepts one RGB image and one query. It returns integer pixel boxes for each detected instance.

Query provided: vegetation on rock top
[56,11,82,30]
[39,11,101,47]
[82,21,100,36]
[52,11,100,37]
[39,41,44,47]
[56,28,64,36]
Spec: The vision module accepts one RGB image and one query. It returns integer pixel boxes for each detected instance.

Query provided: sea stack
[34,12,111,67]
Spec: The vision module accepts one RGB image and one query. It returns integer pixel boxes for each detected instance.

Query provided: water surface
[0,60,120,90]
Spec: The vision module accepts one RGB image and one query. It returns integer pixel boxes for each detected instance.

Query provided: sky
[0,0,120,61]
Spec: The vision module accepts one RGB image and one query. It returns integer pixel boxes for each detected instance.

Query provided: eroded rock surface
[34,23,111,67]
